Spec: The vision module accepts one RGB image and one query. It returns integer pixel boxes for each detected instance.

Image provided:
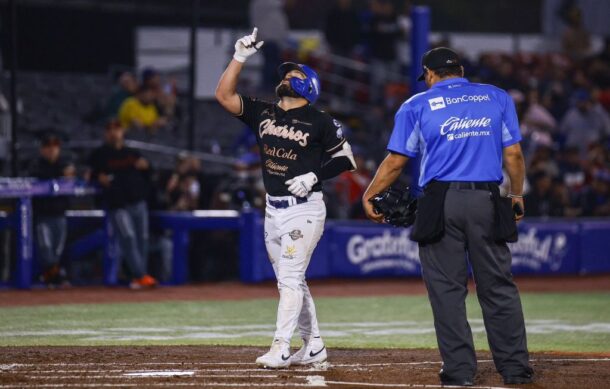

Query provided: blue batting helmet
[277,62,320,104]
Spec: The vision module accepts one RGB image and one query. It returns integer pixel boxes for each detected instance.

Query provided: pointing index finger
[252,27,258,40]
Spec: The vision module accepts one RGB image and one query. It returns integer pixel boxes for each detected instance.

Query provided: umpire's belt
[447,181,497,191]
[266,192,322,209]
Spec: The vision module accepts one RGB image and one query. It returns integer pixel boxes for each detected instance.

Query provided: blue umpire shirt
[387,77,522,187]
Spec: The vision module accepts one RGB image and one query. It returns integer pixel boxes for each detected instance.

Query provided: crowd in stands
[302,1,610,219]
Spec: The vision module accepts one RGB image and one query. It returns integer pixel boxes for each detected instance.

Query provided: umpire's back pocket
[410,191,446,244]
[493,197,518,243]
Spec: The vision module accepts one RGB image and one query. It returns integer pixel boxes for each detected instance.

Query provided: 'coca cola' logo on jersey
[259,119,310,147]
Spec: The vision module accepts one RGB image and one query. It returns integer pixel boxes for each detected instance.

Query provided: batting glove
[285,172,318,198]
[233,27,264,63]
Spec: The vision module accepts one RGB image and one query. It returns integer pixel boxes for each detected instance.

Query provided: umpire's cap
[277,62,321,104]
[417,47,461,81]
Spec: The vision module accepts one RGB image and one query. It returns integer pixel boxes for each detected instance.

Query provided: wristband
[507,193,523,198]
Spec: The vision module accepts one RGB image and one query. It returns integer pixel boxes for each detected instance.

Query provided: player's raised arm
[215,27,264,115]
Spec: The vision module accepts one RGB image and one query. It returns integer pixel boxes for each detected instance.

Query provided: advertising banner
[328,223,421,277]
[579,221,610,273]
[509,222,581,274]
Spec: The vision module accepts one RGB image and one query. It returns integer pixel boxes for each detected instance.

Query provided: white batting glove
[285,172,318,198]
[233,27,264,63]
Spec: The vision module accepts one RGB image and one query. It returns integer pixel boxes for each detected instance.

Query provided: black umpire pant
[418,187,530,380]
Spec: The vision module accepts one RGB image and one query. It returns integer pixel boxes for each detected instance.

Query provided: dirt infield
[1,275,609,307]
[1,346,609,388]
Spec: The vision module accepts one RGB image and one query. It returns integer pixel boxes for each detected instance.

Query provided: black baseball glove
[369,187,418,227]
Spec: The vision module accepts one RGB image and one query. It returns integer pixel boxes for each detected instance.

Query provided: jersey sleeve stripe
[387,147,416,158]
[326,138,346,153]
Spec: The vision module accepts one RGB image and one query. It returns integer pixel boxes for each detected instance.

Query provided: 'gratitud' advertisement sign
[509,222,581,274]
[328,225,421,277]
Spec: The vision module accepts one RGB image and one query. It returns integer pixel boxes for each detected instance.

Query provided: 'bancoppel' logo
[428,96,446,111]
[445,94,491,105]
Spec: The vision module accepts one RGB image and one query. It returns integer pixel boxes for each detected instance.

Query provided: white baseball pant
[264,192,326,343]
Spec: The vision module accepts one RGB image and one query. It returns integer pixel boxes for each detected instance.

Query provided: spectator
[558,146,586,193]
[580,170,610,217]
[366,0,401,103]
[528,146,560,178]
[250,0,289,90]
[118,85,168,132]
[211,154,265,210]
[324,0,362,57]
[88,120,157,289]
[560,4,591,60]
[586,142,610,173]
[141,67,177,118]
[540,61,573,121]
[559,89,610,156]
[165,154,202,211]
[522,89,557,142]
[525,172,565,217]
[396,0,413,70]
[150,154,203,283]
[105,71,138,118]
[29,132,75,287]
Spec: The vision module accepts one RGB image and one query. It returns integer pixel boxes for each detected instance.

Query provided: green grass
[1,293,609,353]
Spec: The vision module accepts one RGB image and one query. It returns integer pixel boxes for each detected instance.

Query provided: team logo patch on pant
[288,229,304,241]
[282,245,297,259]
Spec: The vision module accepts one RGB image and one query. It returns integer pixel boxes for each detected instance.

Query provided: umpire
[363,47,533,386]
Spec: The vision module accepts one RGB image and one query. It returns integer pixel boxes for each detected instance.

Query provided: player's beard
[276,83,300,99]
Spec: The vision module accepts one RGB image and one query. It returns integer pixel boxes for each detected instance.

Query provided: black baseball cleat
[503,366,534,385]
[439,371,474,386]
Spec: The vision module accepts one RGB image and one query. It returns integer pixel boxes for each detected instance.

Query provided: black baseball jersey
[237,95,346,196]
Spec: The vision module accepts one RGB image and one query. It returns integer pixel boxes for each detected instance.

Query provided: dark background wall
[0,0,541,74]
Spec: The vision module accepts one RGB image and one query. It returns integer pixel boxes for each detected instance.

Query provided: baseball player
[216,28,357,368]
[362,47,533,386]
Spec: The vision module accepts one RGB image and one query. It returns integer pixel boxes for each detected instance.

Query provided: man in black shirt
[89,120,157,289]
[30,133,75,286]
[367,0,401,103]
[216,28,357,368]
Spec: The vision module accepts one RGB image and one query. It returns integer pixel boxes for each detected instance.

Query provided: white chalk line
[21,374,282,380]
[0,384,320,388]
[124,370,194,377]
[2,358,609,389]
[324,382,511,389]
[3,357,608,370]
[0,358,610,372]
[13,368,323,374]
[0,382,513,389]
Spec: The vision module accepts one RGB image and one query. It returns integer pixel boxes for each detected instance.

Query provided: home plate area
[1,346,609,388]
